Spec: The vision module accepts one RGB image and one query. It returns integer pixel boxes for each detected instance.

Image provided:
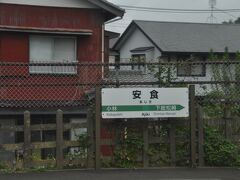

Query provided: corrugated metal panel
[0,4,104,63]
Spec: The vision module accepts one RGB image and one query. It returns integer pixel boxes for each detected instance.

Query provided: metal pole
[189,85,196,167]
[95,87,101,170]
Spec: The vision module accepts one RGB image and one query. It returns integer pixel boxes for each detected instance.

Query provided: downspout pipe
[102,24,105,78]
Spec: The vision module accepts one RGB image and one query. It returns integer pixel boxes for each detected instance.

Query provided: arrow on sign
[102,105,185,112]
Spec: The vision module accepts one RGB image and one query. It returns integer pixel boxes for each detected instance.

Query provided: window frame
[177,56,206,77]
[29,35,78,75]
[131,54,146,72]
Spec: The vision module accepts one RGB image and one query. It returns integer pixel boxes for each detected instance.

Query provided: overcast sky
[106,0,240,33]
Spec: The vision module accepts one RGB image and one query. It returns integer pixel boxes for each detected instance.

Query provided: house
[105,30,120,69]
[0,0,124,161]
[112,20,240,91]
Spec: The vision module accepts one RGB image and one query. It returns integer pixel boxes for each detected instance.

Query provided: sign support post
[95,87,101,170]
[189,85,196,167]
[100,87,192,167]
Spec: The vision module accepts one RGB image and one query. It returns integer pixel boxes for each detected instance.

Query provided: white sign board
[101,88,189,119]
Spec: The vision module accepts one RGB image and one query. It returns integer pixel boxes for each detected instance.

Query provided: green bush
[204,126,240,166]
[114,132,143,168]
[175,126,190,166]
[0,162,7,170]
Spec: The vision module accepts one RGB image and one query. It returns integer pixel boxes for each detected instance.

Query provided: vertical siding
[0,4,105,101]
[0,32,29,62]
[0,3,105,63]
[0,4,103,29]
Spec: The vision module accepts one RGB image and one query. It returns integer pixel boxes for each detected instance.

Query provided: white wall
[109,55,116,70]
[119,28,161,65]
[171,64,214,95]
[0,0,98,8]
[117,27,228,96]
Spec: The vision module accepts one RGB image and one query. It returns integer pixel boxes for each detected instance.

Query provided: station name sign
[101,88,189,119]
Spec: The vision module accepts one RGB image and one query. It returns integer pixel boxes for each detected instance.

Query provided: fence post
[95,87,101,170]
[224,106,231,139]
[169,120,176,167]
[87,107,94,168]
[24,111,31,168]
[143,120,149,168]
[189,85,196,167]
[56,109,64,169]
[115,60,120,88]
[197,105,205,167]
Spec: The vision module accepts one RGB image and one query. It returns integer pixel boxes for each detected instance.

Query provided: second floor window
[131,54,146,72]
[29,35,77,74]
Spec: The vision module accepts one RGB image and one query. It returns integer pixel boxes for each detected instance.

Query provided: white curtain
[29,35,77,74]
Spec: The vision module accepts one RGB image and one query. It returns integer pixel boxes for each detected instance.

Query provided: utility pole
[208,0,217,23]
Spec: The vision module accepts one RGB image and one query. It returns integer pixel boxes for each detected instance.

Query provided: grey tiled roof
[106,70,158,86]
[126,20,240,53]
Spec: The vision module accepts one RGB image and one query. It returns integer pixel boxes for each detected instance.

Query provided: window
[177,56,205,77]
[131,54,146,72]
[29,35,77,74]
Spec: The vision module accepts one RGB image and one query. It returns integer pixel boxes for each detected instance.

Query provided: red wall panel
[0,4,104,29]
[0,4,112,157]
[0,3,105,63]
[0,32,29,62]
[0,4,105,102]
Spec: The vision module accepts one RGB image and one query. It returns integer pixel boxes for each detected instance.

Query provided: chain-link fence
[1,60,240,131]
[0,62,104,108]
[1,60,240,105]
[0,60,240,169]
